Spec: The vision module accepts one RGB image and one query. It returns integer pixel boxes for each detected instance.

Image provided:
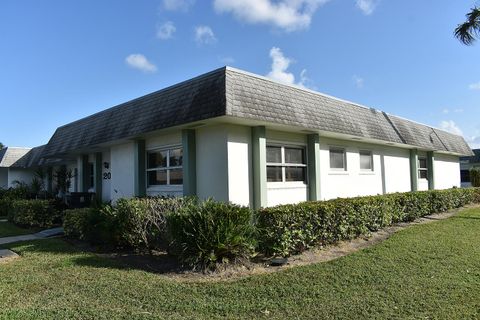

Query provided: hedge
[9,199,63,228]
[256,188,480,257]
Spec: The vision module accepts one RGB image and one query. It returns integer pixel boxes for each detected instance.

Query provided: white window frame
[418,157,428,180]
[146,145,183,191]
[359,150,374,172]
[266,143,307,186]
[329,147,347,172]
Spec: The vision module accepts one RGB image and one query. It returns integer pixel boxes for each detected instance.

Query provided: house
[460,149,480,187]
[0,146,46,189]
[6,67,473,208]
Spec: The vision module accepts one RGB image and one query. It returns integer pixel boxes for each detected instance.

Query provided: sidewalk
[0,227,64,246]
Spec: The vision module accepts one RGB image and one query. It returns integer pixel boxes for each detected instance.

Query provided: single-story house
[6,67,474,208]
[460,149,480,187]
[0,146,46,189]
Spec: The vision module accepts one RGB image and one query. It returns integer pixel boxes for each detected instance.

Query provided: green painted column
[81,155,89,192]
[307,133,321,201]
[252,126,267,209]
[47,167,53,194]
[95,152,103,201]
[134,139,146,197]
[409,149,418,192]
[427,151,435,190]
[182,129,197,196]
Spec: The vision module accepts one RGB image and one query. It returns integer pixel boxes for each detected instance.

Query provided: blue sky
[1,0,479,148]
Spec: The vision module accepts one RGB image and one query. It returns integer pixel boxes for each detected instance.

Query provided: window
[329,148,346,170]
[147,147,183,186]
[359,150,373,171]
[461,170,471,183]
[266,145,306,183]
[418,157,428,179]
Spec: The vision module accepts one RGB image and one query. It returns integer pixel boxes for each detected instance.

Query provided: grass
[1,207,480,319]
[0,221,37,237]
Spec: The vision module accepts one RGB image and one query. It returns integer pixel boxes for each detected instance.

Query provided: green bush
[167,199,257,270]
[63,197,192,250]
[9,199,62,228]
[0,198,13,217]
[257,188,480,257]
[471,168,480,187]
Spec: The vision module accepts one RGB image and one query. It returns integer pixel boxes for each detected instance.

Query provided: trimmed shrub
[167,199,257,270]
[9,199,62,228]
[257,188,480,257]
[0,198,13,217]
[63,206,116,244]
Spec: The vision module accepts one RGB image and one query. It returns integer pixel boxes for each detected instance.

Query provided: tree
[455,6,480,45]
[0,142,4,149]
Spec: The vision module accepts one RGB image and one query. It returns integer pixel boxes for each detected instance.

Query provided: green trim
[182,129,197,196]
[81,155,89,192]
[307,133,321,201]
[427,151,435,190]
[409,149,418,192]
[252,126,267,209]
[95,152,103,201]
[47,167,53,194]
[134,140,146,197]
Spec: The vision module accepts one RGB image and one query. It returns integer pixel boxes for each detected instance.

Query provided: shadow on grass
[7,237,188,275]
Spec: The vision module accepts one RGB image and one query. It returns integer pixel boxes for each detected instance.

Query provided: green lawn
[1,208,480,319]
[0,221,36,238]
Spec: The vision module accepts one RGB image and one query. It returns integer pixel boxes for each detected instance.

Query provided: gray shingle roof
[0,147,31,168]
[41,66,473,157]
[0,146,47,169]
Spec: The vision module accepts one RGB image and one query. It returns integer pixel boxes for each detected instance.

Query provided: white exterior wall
[110,142,135,202]
[101,150,111,201]
[146,132,183,197]
[382,148,411,194]
[7,168,34,188]
[226,125,252,207]
[319,138,411,200]
[196,125,229,202]
[434,154,460,189]
[266,130,308,207]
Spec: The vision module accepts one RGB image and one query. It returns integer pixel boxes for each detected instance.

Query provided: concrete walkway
[0,227,64,246]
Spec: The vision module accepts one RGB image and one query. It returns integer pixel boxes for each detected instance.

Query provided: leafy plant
[471,168,480,187]
[10,199,62,228]
[167,199,257,270]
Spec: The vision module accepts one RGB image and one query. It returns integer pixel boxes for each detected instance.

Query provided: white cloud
[355,0,378,15]
[352,75,364,88]
[213,0,329,32]
[442,108,464,114]
[469,82,480,90]
[163,0,195,11]
[125,54,157,73]
[467,136,480,149]
[266,47,311,89]
[157,21,176,40]
[220,56,235,65]
[195,25,217,44]
[439,120,463,136]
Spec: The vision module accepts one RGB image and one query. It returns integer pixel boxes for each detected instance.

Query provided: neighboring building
[460,149,480,187]
[0,147,36,189]
[5,67,474,208]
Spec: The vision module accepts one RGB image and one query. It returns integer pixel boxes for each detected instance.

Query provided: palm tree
[455,6,480,45]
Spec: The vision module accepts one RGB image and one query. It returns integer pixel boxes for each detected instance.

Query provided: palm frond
[455,7,480,45]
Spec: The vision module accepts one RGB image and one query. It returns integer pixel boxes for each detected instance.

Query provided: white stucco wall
[145,132,183,198]
[196,125,229,202]
[434,153,460,189]
[110,142,135,202]
[382,148,411,194]
[319,138,412,200]
[7,168,34,188]
[101,150,111,201]
[266,130,308,207]
[226,125,252,207]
